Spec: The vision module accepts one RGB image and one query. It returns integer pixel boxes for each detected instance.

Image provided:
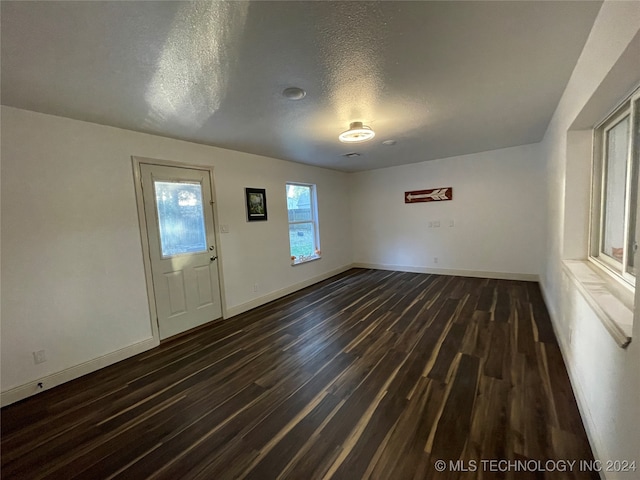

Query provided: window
[591,87,640,285]
[286,183,320,265]
[154,181,207,257]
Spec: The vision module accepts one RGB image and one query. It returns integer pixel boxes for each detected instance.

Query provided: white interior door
[140,163,222,340]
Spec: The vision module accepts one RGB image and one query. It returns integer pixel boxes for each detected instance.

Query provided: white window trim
[580,85,639,348]
[563,260,633,348]
[286,182,321,266]
[589,87,639,287]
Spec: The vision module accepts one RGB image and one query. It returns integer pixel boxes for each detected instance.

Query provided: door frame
[131,156,228,343]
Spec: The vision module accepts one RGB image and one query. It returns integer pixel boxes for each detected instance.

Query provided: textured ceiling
[1,1,602,172]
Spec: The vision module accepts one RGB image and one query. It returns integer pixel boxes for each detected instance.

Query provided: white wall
[350,143,544,279]
[540,0,640,475]
[3,9,639,472]
[1,106,352,399]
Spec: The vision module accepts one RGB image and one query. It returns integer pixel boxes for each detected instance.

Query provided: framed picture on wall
[245,187,268,221]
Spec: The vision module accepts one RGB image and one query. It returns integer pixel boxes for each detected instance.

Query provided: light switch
[220,224,230,233]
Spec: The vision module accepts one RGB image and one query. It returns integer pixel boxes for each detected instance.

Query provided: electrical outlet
[253,283,258,293]
[433,221,440,228]
[33,350,47,364]
[433,257,439,264]
[449,220,455,227]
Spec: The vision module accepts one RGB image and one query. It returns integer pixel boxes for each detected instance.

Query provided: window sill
[562,260,633,348]
[291,255,322,266]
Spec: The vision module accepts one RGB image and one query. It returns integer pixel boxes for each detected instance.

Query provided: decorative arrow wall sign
[405,187,453,203]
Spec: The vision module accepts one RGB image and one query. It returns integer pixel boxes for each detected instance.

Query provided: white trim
[225,264,353,318]
[351,262,538,282]
[131,156,229,342]
[286,182,320,263]
[1,338,158,407]
[131,157,161,342]
[597,111,630,273]
[589,255,635,290]
[538,281,606,480]
[291,254,322,266]
[590,87,640,286]
[562,260,633,348]
[0,263,353,406]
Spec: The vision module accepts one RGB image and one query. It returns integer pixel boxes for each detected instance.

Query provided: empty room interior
[1,1,639,479]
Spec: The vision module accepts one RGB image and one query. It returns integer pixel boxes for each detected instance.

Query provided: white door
[140,163,222,340]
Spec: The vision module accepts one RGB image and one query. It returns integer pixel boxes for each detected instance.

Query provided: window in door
[154,181,208,257]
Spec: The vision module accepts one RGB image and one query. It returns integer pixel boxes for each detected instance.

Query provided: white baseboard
[352,262,539,282]
[538,280,605,480]
[1,337,158,407]
[2,266,354,407]
[0,265,535,408]
[225,264,355,318]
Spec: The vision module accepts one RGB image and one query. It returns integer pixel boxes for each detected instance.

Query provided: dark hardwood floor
[1,269,596,479]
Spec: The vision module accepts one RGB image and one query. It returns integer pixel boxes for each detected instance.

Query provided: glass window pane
[289,223,315,258]
[154,181,207,257]
[286,184,312,222]
[602,116,629,264]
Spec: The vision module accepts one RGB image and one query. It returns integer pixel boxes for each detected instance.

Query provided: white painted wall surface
[540,1,640,475]
[1,107,352,397]
[2,9,639,473]
[350,143,544,279]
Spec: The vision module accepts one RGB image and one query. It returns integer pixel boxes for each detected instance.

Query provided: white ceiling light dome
[339,121,375,143]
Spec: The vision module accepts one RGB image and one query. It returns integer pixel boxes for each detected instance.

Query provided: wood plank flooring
[1,269,596,479]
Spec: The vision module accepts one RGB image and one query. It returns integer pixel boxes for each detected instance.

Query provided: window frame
[286,182,321,265]
[153,180,209,259]
[589,87,640,288]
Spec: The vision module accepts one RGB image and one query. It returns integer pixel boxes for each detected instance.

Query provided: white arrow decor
[405,187,453,203]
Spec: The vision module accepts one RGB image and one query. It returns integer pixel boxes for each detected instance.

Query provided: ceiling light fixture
[339,121,375,143]
[282,87,306,100]
[382,139,397,146]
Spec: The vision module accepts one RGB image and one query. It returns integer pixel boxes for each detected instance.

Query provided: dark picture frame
[245,187,268,221]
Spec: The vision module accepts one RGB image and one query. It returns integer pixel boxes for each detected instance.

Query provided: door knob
[210,256,217,262]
